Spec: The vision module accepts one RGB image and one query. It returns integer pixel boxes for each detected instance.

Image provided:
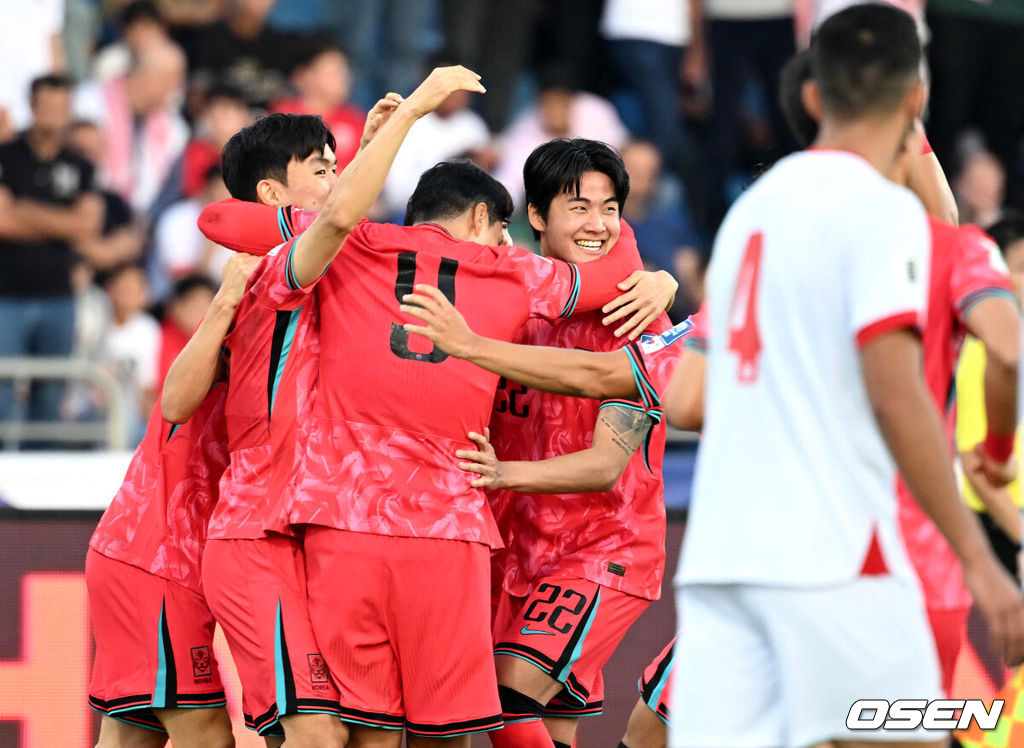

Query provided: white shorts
[669,577,943,747]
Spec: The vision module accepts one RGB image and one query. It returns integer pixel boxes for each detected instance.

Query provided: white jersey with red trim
[677,150,930,587]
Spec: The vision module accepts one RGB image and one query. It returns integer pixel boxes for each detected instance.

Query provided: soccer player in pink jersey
[86,252,259,747]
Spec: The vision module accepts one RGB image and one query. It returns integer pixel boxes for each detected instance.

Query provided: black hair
[986,211,1024,257]
[404,160,514,227]
[98,261,147,289]
[30,74,72,101]
[811,3,921,120]
[779,49,819,148]
[221,113,336,203]
[170,273,218,301]
[288,33,348,75]
[523,138,630,240]
[120,0,162,27]
[204,163,223,184]
[204,81,248,108]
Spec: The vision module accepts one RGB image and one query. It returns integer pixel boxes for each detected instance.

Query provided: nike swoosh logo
[520,625,555,636]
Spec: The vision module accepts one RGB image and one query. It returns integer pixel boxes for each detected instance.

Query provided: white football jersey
[678,150,930,587]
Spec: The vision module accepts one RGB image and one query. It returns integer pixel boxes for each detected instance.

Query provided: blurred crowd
[1,0,1023,448]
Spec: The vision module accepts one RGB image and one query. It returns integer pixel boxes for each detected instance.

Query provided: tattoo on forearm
[599,406,654,457]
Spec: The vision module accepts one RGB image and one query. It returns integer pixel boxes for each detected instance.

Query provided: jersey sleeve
[197,199,315,254]
[510,219,646,320]
[951,225,1016,324]
[248,235,316,311]
[632,310,704,400]
[848,192,930,347]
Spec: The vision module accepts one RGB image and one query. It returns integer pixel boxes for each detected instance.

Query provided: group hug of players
[86,5,1024,748]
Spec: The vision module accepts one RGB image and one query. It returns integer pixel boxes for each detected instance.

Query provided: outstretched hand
[403,65,485,119]
[602,269,679,339]
[400,284,478,359]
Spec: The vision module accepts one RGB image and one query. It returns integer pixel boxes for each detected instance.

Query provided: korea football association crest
[639,319,694,355]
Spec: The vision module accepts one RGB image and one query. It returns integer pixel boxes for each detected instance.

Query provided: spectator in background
[181,82,251,198]
[269,36,366,171]
[0,75,102,430]
[927,0,1024,205]
[76,40,190,218]
[68,120,146,272]
[495,65,630,210]
[157,273,217,384]
[153,165,232,300]
[92,1,172,83]
[0,0,64,138]
[621,140,703,319]
[382,53,493,217]
[190,0,302,109]
[954,143,1007,229]
[98,262,160,445]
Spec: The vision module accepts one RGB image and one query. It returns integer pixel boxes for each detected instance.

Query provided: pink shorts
[86,549,226,732]
[638,636,676,726]
[304,527,503,737]
[202,535,340,736]
[493,576,650,715]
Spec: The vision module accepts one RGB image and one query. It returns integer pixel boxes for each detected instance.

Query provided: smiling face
[529,170,621,263]
[258,145,337,211]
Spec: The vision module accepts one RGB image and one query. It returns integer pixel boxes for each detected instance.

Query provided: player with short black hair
[404,160,514,228]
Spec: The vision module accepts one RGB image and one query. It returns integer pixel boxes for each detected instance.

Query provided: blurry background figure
[153,165,232,301]
[382,52,493,218]
[495,64,629,209]
[181,82,251,199]
[0,0,64,139]
[75,39,189,219]
[92,1,172,83]
[97,262,159,446]
[157,273,217,384]
[68,119,147,273]
[269,35,366,171]
[326,0,442,111]
[190,0,301,110]
[953,138,1007,229]
[621,140,703,320]
[0,75,101,435]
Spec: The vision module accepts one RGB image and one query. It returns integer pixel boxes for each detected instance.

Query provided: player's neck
[813,117,909,181]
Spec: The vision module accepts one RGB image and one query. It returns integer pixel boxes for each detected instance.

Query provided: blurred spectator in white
[954,141,1007,229]
[68,119,146,272]
[269,35,366,171]
[181,82,251,199]
[0,74,102,429]
[70,259,111,366]
[622,140,703,319]
[382,52,493,218]
[495,65,630,210]
[697,0,797,233]
[92,1,172,83]
[98,262,160,445]
[0,0,64,138]
[157,273,217,384]
[327,0,443,110]
[76,40,189,218]
[153,165,232,301]
[190,0,302,110]
[601,0,704,182]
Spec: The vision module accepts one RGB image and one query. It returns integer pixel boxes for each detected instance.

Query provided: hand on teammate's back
[602,269,679,339]
[401,284,478,359]
[962,554,1024,666]
[217,252,262,309]
[456,429,504,489]
[402,65,485,119]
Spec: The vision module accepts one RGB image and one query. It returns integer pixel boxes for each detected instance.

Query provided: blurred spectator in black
[382,52,493,218]
[953,140,1007,229]
[0,74,102,427]
[697,0,797,234]
[530,1,605,95]
[601,0,706,185]
[269,36,366,171]
[191,0,305,110]
[622,140,703,319]
[157,273,217,384]
[68,119,147,272]
[327,0,442,110]
[98,261,160,445]
[495,65,630,210]
[0,0,65,139]
[76,40,189,219]
[93,1,172,83]
[153,165,232,301]
[181,83,251,199]
[927,0,1024,205]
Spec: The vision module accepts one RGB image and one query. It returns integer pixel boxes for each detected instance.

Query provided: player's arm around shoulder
[162,253,261,423]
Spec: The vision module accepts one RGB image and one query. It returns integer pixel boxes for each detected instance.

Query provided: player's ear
[801,79,823,126]
[472,201,489,234]
[527,203,546,235]
[256,178,287,207]
[904,79,926,122]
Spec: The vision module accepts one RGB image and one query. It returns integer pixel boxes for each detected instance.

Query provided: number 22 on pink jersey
[728,232,763,384]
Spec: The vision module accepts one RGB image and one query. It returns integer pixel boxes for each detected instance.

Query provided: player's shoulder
[638,315,697,355]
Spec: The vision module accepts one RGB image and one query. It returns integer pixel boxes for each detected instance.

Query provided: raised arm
[457,403,655,492]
